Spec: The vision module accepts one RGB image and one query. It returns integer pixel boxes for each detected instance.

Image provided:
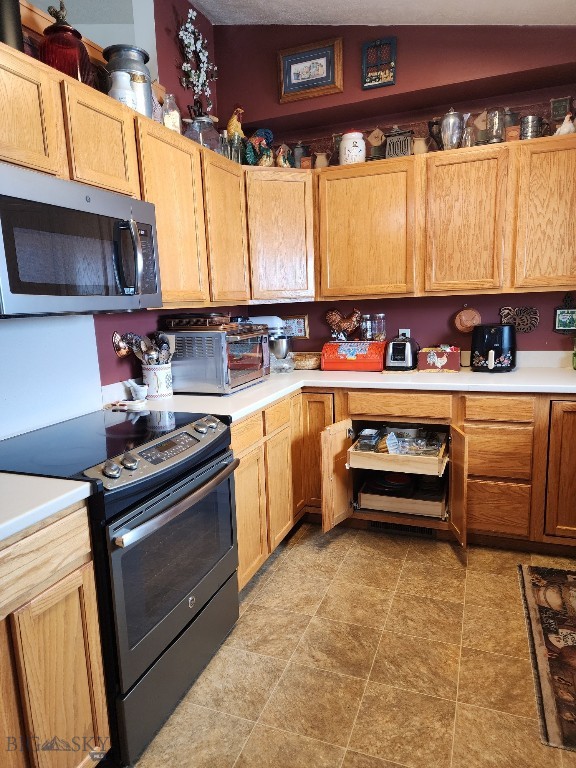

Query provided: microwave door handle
[113,220,130,294]
[113,458,239,549]
[128,218,144,295]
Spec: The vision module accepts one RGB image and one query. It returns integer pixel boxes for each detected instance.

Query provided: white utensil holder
[142,363,173,399]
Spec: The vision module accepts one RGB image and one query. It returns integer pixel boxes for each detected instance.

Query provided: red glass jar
[39,21,94,86]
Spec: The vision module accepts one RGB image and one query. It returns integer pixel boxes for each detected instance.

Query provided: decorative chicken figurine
[555,113,576,135]
[325,308,362,340]
[245,135,272,166]
[227,105,245,139]
[275,144,293,167]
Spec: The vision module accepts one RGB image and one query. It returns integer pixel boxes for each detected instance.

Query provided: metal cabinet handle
[114,459,239,549]
[128,218,144,295]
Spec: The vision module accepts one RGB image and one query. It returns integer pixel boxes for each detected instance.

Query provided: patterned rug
[519,564,576,751]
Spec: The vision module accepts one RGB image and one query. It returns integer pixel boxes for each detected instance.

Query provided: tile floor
[136,523,576,768]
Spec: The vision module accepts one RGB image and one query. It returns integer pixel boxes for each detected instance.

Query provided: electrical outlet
[399,328,411,338]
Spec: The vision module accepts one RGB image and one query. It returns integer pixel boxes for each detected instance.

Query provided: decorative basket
[292,352,321,370]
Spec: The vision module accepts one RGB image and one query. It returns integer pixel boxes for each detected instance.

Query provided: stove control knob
[121,452,139,471]
[103,460,122,479]
[194,422,208,435]
[204,416,219,429]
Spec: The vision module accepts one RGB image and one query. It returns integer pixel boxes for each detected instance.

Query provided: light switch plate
[399,328,411,337]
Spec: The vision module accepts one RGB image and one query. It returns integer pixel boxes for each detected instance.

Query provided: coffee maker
[470,324,516,372]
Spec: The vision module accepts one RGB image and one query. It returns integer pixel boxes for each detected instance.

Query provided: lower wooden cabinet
[0,619,27,767]
[265,426,294,552]
[546,401,576,538]
[301,393,334,507]
[290,394,305,515]
[467,479,531,538]
[234,445,268,589]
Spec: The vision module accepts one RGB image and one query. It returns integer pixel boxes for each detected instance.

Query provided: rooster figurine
[275,144,294,168]
[555,113,576,135]
[325,308,362,340]
[227,105,245,139]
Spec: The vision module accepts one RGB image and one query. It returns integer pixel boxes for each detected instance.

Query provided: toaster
[385,335,420,371]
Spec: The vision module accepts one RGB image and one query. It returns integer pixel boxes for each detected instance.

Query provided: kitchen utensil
[471,324,516,372]
[125,380,148,400]
[385,334,420,371]
[454,308,482,333]
[428,119,443,151]
[486,107,505,143]
[121,333,144,360]
[113,331,131,358]
[142,363,173,399]
[314,152,332,168]
[520,115,548,140]
[440,108,465,150]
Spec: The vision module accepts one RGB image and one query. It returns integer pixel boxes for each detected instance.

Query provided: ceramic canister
[339,131,366,165]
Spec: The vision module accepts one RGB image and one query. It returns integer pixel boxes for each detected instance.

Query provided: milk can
[103,45,153,118]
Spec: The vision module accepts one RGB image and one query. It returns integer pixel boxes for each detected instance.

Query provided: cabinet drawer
[264,398,291,435]
[466,424,533,480]
[0,506,91,618]
[467,479,531,537]
[464,395,535,423]
[230,413,264,455]
[347,391,452,419]
[348,435,448,477]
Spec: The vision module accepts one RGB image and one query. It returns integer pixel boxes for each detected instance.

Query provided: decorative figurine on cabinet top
[227,105,245,139]
[39,1,94,85]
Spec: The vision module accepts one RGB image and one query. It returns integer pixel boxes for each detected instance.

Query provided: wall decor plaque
[361,37,396,90]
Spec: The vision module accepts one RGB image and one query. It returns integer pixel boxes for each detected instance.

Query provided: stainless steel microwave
[0,163,161,316]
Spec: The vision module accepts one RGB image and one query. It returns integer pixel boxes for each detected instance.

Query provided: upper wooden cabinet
[318,158,417,297]
[513,136,576,289]
[423,147,509,292]
[136,118,210,304]
[202,152,250,302]
[62,80,140,197]
[245,168,315,300]
[0,43,67,177]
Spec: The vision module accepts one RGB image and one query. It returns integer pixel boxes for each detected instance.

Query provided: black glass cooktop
[0,410,210,479]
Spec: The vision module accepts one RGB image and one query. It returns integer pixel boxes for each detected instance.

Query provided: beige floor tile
[353,530,411,561]
[385,593,464,645]
[235,724,344,768]
[317,580,393,629]
[465,568,524,615]
[531,553,576,571]
[349,681,455,767]
[467,545,530,574]
[335,548,403,590]
[136,703,253,768]
[294,523,358,553]
[370,630,460,700]
[292,616,381,679]
[397,560,466,603]
[342,751,406,767]
[462,602,529,658]
[561,750,576,767]
[252,566,331,615]
[452,703,562,768]
[259,662,365,747]
[458,646,538,718]
[405,538,467,570]
[274,539,349,579]
[224,604,310,659]
[185,647,286,720]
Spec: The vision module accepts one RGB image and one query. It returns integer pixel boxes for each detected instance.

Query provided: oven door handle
[113,458,239,549]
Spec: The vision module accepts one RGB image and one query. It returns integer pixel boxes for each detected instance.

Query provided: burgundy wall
[154,0,217,116]
[213,25,576,135]
[94,292,574,385]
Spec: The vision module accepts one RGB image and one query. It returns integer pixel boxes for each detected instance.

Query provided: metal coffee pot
[440,108,465,150]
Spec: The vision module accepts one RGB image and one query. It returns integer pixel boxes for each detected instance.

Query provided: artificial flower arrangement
[178,9,217,112]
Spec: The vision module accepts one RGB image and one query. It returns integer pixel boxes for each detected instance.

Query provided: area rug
[519,564,576,751]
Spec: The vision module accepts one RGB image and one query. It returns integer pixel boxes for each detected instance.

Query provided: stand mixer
[246,315,294,372]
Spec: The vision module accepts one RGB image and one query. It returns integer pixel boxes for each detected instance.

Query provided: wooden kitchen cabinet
[317,159,417,297]
[0,43,67,177]
[202,151,251,302]
[513,135,576,289]
[61,80,140,197]
[290,394,306,516]
[0,619,28,767]
[245,168,315,300]
[233,444,268,590]
[423,146,509,292]
[136,118,210,304]
[265,426,294,552]
[301,393,334,507]
[546,401,576,538]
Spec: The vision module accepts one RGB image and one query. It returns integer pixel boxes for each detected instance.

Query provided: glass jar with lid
[183,115,221,152]
[360,315,373,340]
[372,313,386,341]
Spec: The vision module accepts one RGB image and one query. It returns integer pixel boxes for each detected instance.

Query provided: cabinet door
[0,619,28,767]
[62,80,140,196]
[513,137,576,288]
[0,46,67,176]
[318,159,416,297]
[202,152,250,301]
[11,563,109,768]
[136,118,210,304]
[265,427,294,551]
[290,394,306,516]
[449,425,468,547]
[246,168,314,299]
[235,445,268,590]
[546,402,576,537]
[302,393,335,506]
[321,419,353,533]
[425,147,508,292]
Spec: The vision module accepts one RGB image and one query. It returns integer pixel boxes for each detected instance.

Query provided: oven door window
[228,338,263,385]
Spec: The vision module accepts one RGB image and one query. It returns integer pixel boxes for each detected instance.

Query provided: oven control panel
[83,417,228,490]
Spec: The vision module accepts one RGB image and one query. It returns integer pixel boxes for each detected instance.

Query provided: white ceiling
[191,0,576,25]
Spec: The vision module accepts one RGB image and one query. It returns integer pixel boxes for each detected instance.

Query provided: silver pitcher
[103,45,152,118]
[440,108,465,150]
[520,115,547,140]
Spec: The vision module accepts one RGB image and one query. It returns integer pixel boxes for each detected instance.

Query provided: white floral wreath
[178,9,218,111]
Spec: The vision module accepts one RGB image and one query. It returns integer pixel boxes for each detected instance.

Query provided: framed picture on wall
[554,306,576,333]
[361,37,397,90]
[278,38,343,104]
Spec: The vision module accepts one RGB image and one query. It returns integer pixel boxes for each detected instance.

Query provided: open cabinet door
[321,419,354,533]
[449,425,468,547]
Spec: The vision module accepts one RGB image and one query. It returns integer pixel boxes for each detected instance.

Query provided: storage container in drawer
[348,435,448,476]
[466,425,533,480]
[464,395,535,423]
[264,398,291,434]
[347,391,452,419]
[230,413,263,455]
[467,479,531,537]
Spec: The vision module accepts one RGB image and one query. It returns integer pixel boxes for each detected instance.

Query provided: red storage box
[321,341,386,372]
[417,346,460,372]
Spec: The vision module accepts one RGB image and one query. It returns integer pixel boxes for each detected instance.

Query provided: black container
[471,324,516,372]
[0,0,24,51]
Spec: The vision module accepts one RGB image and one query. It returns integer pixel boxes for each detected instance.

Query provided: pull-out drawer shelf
[347,434,448,477]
